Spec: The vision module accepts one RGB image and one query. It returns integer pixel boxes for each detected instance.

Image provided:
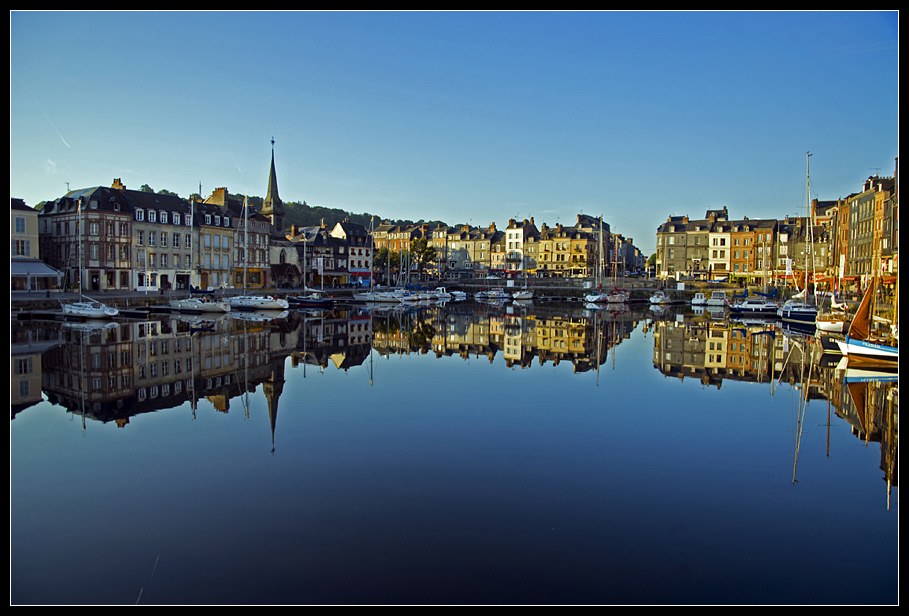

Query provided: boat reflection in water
[11,301,898,605]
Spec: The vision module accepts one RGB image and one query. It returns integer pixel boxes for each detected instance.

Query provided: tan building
[195,197,234,290]
[12,198,62,291]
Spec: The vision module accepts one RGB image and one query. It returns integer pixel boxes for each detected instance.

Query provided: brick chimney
[111,178,126,190]
[206,187,229,206]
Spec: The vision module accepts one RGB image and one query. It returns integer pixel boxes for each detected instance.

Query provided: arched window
[279,249,286,264]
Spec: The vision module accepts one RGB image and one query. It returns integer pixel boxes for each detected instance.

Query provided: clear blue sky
[10,11,898,255]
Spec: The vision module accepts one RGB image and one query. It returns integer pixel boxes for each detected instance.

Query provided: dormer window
[135,209,145,222]
[205,214,212,225]
[161,211,169,224]
[148,210,157,223]
[173,213,181,225]
[224,217,230,227]
[214,215,221,226]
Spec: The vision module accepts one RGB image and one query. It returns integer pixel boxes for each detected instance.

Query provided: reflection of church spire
[261,356,286,454]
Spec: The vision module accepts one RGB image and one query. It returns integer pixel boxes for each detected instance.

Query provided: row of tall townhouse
[655,172,898,293]
[15,139,650,290]
[17,139,647,289]
[35,180,272,292]
[379,214,645,278]
[27,179,373,293]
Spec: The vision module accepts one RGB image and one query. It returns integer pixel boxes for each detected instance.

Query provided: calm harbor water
[11,301,898,605]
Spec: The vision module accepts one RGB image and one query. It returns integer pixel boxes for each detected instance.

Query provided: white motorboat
[170,296,231,313]
[729,298,779,315]
[706,291,729,307]
[649,290,671,304]
[227,295,289,311]
[62,299,119,319]
[475,288,511,302]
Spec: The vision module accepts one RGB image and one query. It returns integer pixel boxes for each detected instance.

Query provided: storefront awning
[11,259,63,278]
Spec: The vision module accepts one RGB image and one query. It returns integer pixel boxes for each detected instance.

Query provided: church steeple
[261,137,285,234]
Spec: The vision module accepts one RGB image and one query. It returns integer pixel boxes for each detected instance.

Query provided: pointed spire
[262,136,285,233]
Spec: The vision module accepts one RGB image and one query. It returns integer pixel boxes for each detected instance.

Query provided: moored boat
[729,298,779,315]
[62,299,120,319]
[287,291,335,308]
[227,295,290,311]
[777,299,818,326]
[691,292,708,306]
[834,277,898,364]
[649,290,671,304]
[706,290,729,307]
[169,296,231,313]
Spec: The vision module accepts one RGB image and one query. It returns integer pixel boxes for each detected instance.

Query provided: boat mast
[243,195,249,294]
[77,197,83,301]
[597,216,603,290]
[804,151,814,303]
[188,194,194,295]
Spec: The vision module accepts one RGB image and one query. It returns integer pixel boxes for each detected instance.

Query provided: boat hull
[62,302,119,319]
[227,296,290,311]
[169,298,231,313]
[835,336,898,364]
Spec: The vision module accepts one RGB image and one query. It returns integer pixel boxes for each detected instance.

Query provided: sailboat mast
[805,151,813,301]
[243,195,249,293]
[597,216,603,289]
[77,197,83,301]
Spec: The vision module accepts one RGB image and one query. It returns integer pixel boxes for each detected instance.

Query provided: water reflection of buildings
[23,305,897,502]
[653,316,780,388]
[650,315,898,504]
[11,321,62,418]
[37,317,295,429]
[416,303,633,372]
[34,308,373,431]
[290,309,372,372]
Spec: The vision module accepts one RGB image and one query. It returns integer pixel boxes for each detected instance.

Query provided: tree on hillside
[139,184,154,193]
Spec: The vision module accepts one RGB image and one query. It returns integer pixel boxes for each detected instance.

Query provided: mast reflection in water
[11,302,897,605]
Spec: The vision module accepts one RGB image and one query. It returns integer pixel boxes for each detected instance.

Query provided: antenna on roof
[65,182,70,192]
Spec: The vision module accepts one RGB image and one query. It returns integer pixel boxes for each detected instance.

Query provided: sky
[10,11,899,255]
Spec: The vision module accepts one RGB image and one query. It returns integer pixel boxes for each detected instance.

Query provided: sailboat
[170,199,231,313]
[354,220,399,303]
[589,229,630,304]
[227,195,289,312]
[835,277,898,364]
[287,228,335,308]
[815,296,848,333]
[62,197,119,320]
[778,152,818,327]
[511,254,534,301]
[585,216,613,303]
